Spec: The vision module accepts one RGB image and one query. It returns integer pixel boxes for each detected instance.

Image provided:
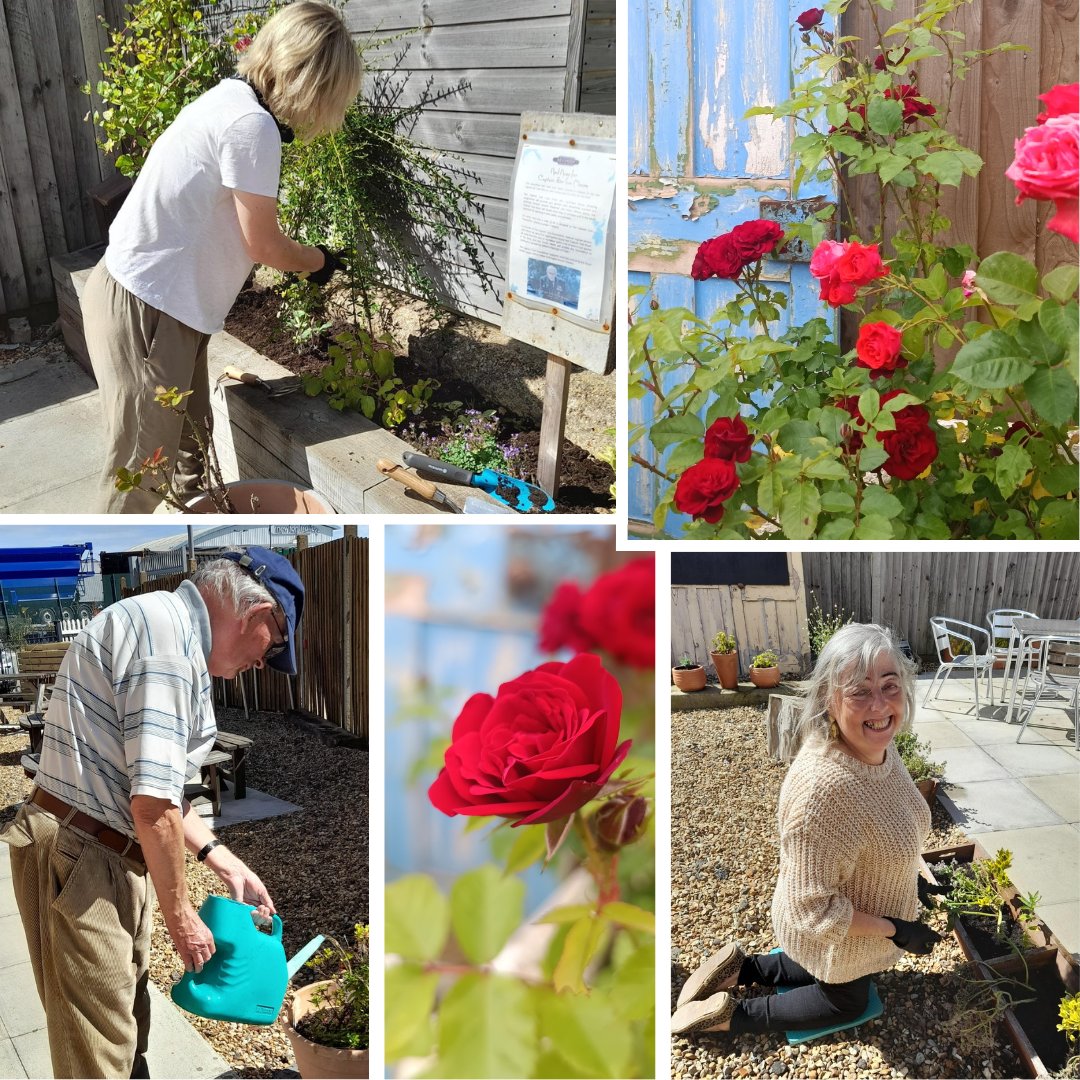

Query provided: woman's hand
[888,917,942,954]
[917,875,951,908]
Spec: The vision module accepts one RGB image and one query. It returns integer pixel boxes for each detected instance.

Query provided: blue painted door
[627,0,837,534]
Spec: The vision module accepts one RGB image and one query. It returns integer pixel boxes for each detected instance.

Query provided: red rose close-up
[1037,82,1079,124]
[855,321,905,376]
[886,84,936,121]
[691,234,745,280]
[579,556,655,671]
[880,398,939,481]
[810,240,886,306]
[428,653,630,826]
[1006,113,1080,243]
[674,457,739,524]
[705,415,754,462]
[728,219,785,264]
[539,581,596,655]
[796,7,824,30]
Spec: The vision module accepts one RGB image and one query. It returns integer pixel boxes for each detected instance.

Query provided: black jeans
[728,951,871,1033]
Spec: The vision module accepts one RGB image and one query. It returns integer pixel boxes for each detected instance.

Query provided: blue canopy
[0,544,92,604]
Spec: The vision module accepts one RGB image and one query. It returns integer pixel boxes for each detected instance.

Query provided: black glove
[917,875,951,909]
[306,244,344,287]
[888,916,942,954]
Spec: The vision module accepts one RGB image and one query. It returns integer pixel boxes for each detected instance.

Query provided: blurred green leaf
[554,914,609,994]
[536,989,633,1079]
[385,875,449,961]
[385,964,438,1061]
[450,864,525,965]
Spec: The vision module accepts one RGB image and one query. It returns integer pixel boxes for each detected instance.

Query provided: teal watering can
[171,894,325,1025]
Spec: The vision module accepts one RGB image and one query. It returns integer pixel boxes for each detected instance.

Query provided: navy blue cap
[220,546,304,675]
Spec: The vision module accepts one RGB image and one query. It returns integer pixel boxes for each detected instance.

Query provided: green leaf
[858,442,889,471]
[1038,462,1080,498]
[920,151,964,186]
[854,514,895,539]
[867,96,904,135]
[554,915,609,994]
[536,989,632,1079]
[385,964,439,1061]
[602,902,655,934]
[503,824,547,875]
[860,487,903,518]
[1040,299,1080,378]
[450,864,525,964]
[952,331,1036,389]
[914,512,951,539]
[819,519,855,539]
[665,439,706,476]
[804,454,849,481]
[1039,499,1079,540]
[993,443,1032,499]
[877,152,912,184]
[605,944,655,1023]
[1024,365,1079,426]
[386,875,450,961]
[757,469,784,517]
[820,488,856,513]
[535,905,594,925]
[780,482,821,540]
[976,251,1039,307]
[434,974,537,1079]
[649,415,704,451]
[1042,265,1080,303]
[858,388,881,424]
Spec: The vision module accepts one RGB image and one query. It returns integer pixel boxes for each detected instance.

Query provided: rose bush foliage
[629,1,1078,540]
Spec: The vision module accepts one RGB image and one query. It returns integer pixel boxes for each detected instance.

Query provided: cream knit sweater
[770,734,932,984]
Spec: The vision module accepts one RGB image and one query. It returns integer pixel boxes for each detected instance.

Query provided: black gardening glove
[888,916,942,954]
[306,244,345,287]
[917,875,951,909]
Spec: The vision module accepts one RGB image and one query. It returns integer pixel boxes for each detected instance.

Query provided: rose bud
[595,795,649,851]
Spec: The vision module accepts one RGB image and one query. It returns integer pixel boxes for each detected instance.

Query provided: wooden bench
[187,750,233,817]
[212,731,253,800]
[11,643,70,710]
[19,712,44,755]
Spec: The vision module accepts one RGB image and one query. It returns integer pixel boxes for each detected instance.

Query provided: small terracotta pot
[710,650,739,690]
[187,479,333,514]
[915,777,939,808]
[283,981,369,1079]
[672,665,707,692]
[749,666,780,689]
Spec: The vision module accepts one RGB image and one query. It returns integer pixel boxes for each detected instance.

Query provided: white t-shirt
[106,79,282,335]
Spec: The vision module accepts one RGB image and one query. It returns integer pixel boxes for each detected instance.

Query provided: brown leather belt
[30,788,144,864]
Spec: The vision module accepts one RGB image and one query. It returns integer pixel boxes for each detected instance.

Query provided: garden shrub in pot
[710,630,739,689]
[894,729,945,806]
[673,652,707,692]
[749,650,781,689]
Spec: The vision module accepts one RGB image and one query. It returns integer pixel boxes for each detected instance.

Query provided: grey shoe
[676,942,745,1008]
[671,990,737,1036]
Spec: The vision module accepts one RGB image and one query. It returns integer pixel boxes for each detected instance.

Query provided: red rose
[728,219,784,263]
[705,415,754,462]
[1037,82,1080,124]
[579,557,655,670]
[874,47,910,70]
[880,398,938,480]
[691,234,745,280]
[234,34,252,51]
[885,84,936,121]
[810,240,886,306]
[428,654,630,826]
[539,582,595,655]
[838,396,866,454]
[855,321,905,376]
[674,457,739,524]
[796,7,824,30]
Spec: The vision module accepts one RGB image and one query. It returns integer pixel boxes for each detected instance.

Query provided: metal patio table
[1003,618,1080,725]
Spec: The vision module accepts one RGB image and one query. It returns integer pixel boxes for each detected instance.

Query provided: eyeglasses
[844,680,903,706]
[263,606,288,662]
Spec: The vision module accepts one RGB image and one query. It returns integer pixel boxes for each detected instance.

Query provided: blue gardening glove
[889,917,942,954]
[306,244,345,287]
[917,875,951,908]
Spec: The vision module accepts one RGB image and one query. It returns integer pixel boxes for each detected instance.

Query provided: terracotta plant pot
[187,479,333,514]
[672,664,707,692]
[749,665,780,689]
[710,650,739,690]
[915,777,939,808]
[283,981,369,1080]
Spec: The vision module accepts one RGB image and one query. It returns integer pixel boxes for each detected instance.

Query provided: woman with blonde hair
[672,622,945,1036]
[84,0,363,512]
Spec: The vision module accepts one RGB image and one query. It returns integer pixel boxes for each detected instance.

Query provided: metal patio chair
[1015,635,1080,747]
[924,617,995,716]
[986,608,1040,707]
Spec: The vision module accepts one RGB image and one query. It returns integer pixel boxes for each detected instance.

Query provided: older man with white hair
[1,546,304,1079]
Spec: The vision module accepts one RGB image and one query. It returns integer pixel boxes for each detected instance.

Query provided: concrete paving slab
[190,785,300,829]
[0,960,46,1037]
[966,824,1080,907]
[1024,722,1078,750]
[908,719,973,750]
[146,984,231,1079]
[982,739,1080,777]
[0,878,18,918]
[0,1035,28,1079]
[948,717,1050,744]
[9,1031,48,1080]
[1036,900,1080,959]
[1020,772,1080,824]
[941,777,1065,833]
[0,912,30,971]
[932,744,1011,783]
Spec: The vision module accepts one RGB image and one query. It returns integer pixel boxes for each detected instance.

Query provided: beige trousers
[83,259,212,513]
[2,802,154,1079]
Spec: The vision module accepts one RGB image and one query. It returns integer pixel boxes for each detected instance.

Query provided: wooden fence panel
[803,552,1080,661]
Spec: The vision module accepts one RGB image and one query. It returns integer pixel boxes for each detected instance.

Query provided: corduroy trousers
[2,801,154,1079]
[729,950,872,1033]
[83,258,212,514]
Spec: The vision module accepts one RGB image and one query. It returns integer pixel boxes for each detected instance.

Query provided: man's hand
[204,845,276,918]
[166,903,216,973]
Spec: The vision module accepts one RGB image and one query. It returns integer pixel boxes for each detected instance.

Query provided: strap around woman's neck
[233,75,294,144]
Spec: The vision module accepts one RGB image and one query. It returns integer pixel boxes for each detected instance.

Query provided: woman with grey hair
[672,623,944,1036]
[84,0,363,513]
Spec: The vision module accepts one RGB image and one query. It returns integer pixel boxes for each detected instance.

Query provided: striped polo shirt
[35,580,217,840]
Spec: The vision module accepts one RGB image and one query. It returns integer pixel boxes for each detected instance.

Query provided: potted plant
[283,926,369,1079]
[672,652,707,692]
[710,630,739,689]
[748,650,780,689]
[895,730,945,807]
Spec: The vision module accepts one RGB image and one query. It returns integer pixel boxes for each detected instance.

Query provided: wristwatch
[196,840,223,862]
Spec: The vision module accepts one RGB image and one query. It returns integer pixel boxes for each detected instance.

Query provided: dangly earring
[828,716,839,740]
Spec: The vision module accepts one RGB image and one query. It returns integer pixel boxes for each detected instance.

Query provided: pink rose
[1006,114,1080,243]
[810,239,887,306]
[961,269,978,298]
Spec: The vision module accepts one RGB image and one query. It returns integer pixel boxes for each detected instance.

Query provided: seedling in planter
[675,653,697,670]
[894,731,945,783]
[932,848,1032,951]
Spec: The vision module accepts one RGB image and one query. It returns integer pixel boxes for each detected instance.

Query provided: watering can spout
[287,934,326,980]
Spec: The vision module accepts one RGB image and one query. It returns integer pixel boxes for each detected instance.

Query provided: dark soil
[224,286,614,514]
[1003,961,1071,1071]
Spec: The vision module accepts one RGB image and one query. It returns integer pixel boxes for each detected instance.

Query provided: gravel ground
[671,706,1026,1080]
[0,707,368,1078]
